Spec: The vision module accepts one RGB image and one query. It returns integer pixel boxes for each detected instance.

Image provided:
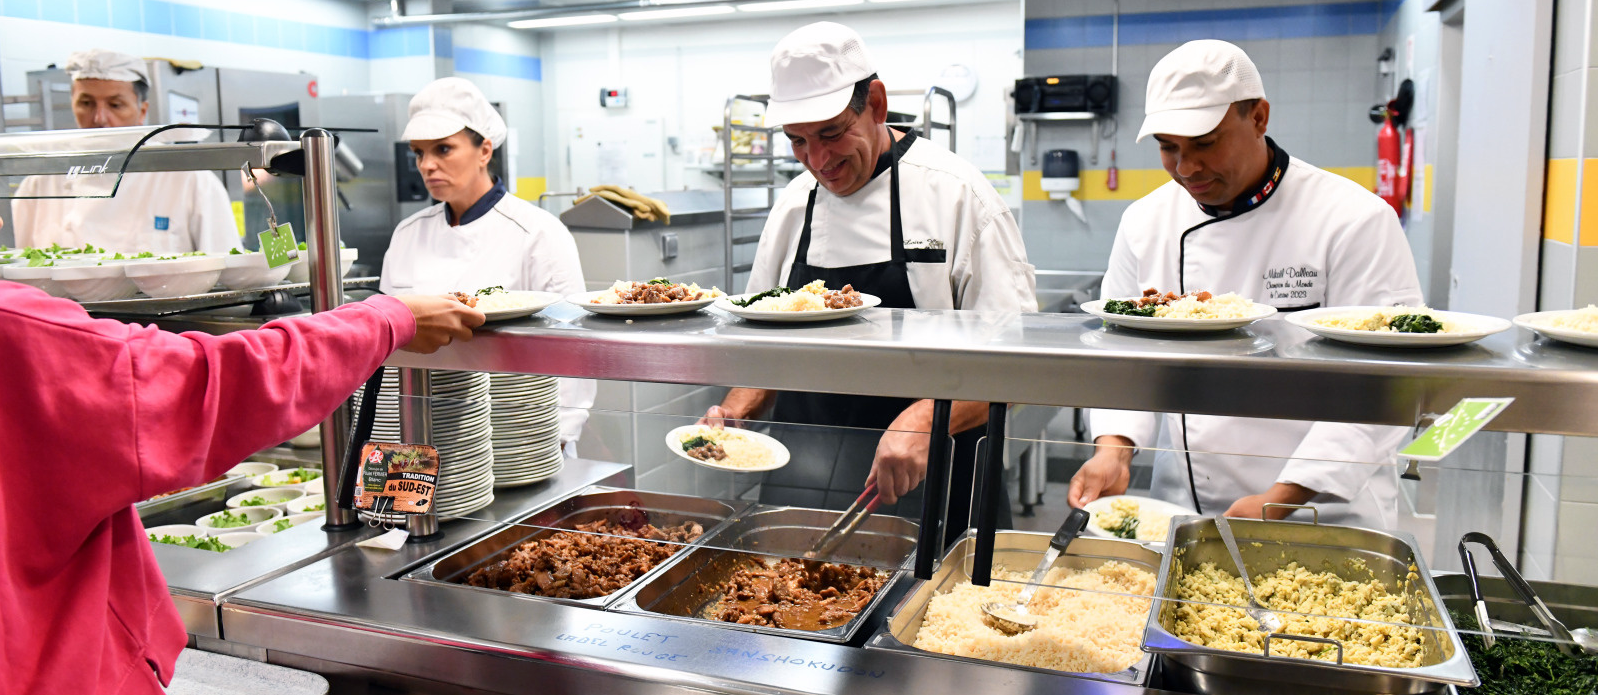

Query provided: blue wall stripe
[1027,2,1387,51]
[455,47,541,81]
[0,1,540,79]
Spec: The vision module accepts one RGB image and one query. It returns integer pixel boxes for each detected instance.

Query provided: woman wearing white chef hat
[10,48,240,255]
[380,77,593,452]
[1069,40,1424,530]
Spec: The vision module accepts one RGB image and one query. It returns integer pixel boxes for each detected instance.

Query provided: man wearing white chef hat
[1069,40,1424,529]
[380,77,593,453]
[10,48,240,255]
[703,22,1037,543]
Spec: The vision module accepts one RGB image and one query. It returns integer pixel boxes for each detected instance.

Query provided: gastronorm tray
[136,472,250,520]
[399,486,748,609]
[1433,572,1598,642]
[866,530,1161,686]
[1144,515,1477,694]
[608,505,919,644]
[80,276,378,316]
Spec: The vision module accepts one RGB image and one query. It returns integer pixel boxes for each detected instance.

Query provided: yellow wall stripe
[512,176,548,202]
[1583,159,1598,246]
[1422,164,1434,213]
[1544,158,1577,245]
[1022,167,1377,203]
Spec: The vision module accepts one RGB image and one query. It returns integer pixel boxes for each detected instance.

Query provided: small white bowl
[219,252,293,290]
[123,255,226,298]
[2,263,70,297]
[284,494,327,515]
[227,461,278,477]
[256,512,321,535]
[213,531,267,550]
[226,487,304,511]
[52,261,139,301]
[285,247,357,284]
[145,524,208,540]
[250,468,323,489]
[195,507,281,535]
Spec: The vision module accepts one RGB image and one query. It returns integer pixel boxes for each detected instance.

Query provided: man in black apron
[705,22,1035,549]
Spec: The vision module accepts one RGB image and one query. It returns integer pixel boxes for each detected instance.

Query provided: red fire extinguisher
[1376,112,1402,218]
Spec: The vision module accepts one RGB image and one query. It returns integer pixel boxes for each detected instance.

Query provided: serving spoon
[1213,514,1283,633]
[982,507,1090,635]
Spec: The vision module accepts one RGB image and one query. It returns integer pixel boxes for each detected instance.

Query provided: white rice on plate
[1093,499,1171,542]
[1536,304,1598,333]
[676,426,773,469]
[1152,292,1255,320]
[1312,306,1459,333]
[473,291,542,312]
[744,280,844,312]
[912,561,1156,674]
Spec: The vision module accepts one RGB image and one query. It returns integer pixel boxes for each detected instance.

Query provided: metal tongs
[806,483,882,560]
[1459,532,1595,654]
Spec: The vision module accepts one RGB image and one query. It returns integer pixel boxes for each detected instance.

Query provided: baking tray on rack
[608,506,919,644]
[399,486,748,609]
[1143,515,1478,694]
[865,530,1162,686]
[80,277,378,316]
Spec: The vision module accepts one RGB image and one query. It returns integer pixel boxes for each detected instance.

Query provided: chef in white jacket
[1068,40,1423,530]
[380,77,593,451]
[703,23,1036,545]
[11,49,240,254]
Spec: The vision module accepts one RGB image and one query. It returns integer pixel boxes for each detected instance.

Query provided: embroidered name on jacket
[1261,265,1320,302]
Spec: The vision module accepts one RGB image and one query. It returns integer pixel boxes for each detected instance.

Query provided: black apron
[759,127,1008,549]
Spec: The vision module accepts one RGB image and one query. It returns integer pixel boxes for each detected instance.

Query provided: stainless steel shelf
[0,140,302,176]
[1016,112,1100,121]
[373,304,1598,437]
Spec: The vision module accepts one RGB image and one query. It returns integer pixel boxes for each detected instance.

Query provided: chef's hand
[867,428,929,505]
[1223,483,1317,520]
[396,294,485,354]
[1067,436,1135,508]
[697,388,776,428]
[699,405,736,429]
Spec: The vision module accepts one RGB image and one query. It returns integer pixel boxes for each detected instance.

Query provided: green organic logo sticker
[259,223,300,269]
[1400,398,1514,461]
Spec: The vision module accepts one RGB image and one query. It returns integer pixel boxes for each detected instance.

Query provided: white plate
[1513,310,1598,349]
[1081,298,1277,333]
[665,425,790,472]
[1082,495,1192,541]
[1286,306,1511,347]
[475,291,564,321]
[715,292,881,323]
[566,290,721,316]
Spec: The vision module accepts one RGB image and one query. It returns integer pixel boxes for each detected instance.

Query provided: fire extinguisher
[1376,112,1402,217]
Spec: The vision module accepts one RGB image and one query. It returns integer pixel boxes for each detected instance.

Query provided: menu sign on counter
[355,443,439,514]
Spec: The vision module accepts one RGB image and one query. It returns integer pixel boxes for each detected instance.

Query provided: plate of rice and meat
[450,286,564,321]
[1513,305,1598,349]
[568,278,725,316]
[715,280,881,323]
[1288,305,1510,347]
[665,425,790,472]
[1082,289,1277,332]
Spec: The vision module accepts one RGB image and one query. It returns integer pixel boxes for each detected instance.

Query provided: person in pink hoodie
[0,221,485,694]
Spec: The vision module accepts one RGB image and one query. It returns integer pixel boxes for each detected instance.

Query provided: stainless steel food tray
[136,472,250,519]
[1433,572,1598,641]
[609,505,919,644]
[1144,515,1477,694]
[866,530,1161,686]
[399,486,748,609]
[80,276,378,316]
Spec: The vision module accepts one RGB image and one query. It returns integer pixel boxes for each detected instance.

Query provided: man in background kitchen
[1068,40,1423,529]
[703,22,1037,544]
[10,48,240,254]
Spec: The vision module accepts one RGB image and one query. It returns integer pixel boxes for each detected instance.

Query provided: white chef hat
[1137,40,1266,143]
[64,48,149,83]
[765,22,878,128]
[401,77,507,150]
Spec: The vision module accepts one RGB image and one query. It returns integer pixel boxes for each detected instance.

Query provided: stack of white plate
[488,374,565,486]
[353,368,495,521]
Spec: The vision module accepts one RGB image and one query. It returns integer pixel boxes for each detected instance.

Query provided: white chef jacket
[1090,154,1424,530]
[746,132,1038,312]
[381,193,595,447]
[12,171,241,254]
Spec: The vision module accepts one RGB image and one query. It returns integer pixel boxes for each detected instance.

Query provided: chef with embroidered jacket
[11,49,240,255]
[1069,40,1424,530]
[702,22,1037,544]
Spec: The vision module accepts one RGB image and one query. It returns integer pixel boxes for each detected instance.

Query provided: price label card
[1400,398,1514,461]
[258,223,300,269]
[355,442,439,514]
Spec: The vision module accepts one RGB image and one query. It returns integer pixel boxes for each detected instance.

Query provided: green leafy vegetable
[272,468,321,485]
[303,502,325,512]
[149,534,232,552]
[1390,314,1444,334]
[732,286,792,308]
[1104,516,1140,539]
[133,251,155,259]
[269,518,294,533]
[238,496,269,507]
[26,257,55,268]
[209,510,254,528]
[681,435,713,452]
[475,285,506,296]
[1450,609,1598,695]
[647,277,673,285]
[1103,299,1157,317]
[229,247,244,255]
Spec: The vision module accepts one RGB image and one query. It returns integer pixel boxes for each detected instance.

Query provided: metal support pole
[399,368,442,541]
[303,129,357,529]
[970,403,1007,586]
[915,399,954,580]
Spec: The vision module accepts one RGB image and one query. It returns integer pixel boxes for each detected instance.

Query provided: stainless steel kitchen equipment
[1144,515,1478,693]
[870,531,1162,686]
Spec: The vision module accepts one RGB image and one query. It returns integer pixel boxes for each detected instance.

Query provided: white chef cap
[65,49,149,83]
[401,77,507,150]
